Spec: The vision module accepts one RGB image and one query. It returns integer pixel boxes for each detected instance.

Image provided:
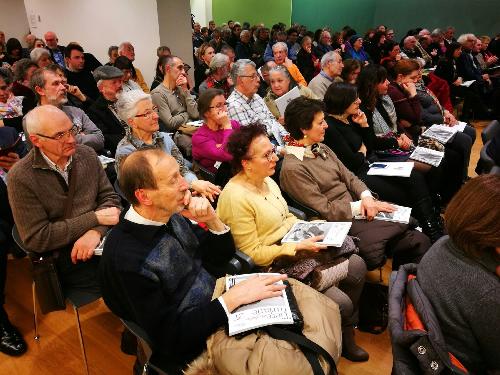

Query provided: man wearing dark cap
[87,65,127,155]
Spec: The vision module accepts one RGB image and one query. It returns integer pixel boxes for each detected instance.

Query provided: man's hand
[95,207,121,226]
[66,84,86,101]
[0,152,20,171]
[283,57,293,67]
[183,195,226,231]
[453,77,463,86]
[71,229,101,264]
[221,274,287,312]
[176,74,189,90]
[190,179,221,202]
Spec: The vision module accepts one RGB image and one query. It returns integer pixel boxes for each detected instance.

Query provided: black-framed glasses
[209,102,228,109]
[251,145,277,162]
[35,124,81,141]
[135,106,158,119]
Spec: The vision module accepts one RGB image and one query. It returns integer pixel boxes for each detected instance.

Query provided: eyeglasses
[36,124,81,141]
[209,102,228,109]
[251,145,277,162]
[240,73,260,80]
[135,106,158,119]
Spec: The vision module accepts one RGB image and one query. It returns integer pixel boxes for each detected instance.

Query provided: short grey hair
[457,33,476,45]
[118,41,133,53]
[431,28,442,36]
[209,53,229,73]
[268,65,291,80]
[230,59,256,83]
[30,47,50,63]
[240,30,251,38]
[320,51,340,68]
[115,89,151,122]
[272,42,288,53]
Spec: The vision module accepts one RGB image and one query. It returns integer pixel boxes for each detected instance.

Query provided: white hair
[230,59,256,83]
[209,53,229,72]
[457,33,476,45]
[320,51,340,68]
[240,30,251,38]
[272,42,288,53]
[118,41,133,53]
[30,47,50,62]
[115,89,151,122]
[25,105,63,135]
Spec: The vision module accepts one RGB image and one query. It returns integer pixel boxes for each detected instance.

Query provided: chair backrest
[479,141,495,173]
[282,191,321,220]
[481,120,500,144]
[193,161,216,183]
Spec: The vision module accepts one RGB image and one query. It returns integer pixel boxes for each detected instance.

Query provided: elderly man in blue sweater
[99,148,286,373]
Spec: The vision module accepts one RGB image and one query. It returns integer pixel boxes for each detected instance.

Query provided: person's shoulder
[115,136,132,156]
[7,149,34,179]
[62,104,85,116]
[75,144,100,165]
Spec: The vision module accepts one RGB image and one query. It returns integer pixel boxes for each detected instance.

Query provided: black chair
[12,226,101,375]
[478,140,497,173]
[120,319,169,375]
[490,165,500,175]
[282,191,321,220]
[481,120,500,144]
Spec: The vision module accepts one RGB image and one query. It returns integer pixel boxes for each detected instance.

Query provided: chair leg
[73,306,90,375]
[32,281,39,340]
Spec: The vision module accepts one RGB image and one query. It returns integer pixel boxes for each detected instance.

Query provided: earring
[304,134,308,139]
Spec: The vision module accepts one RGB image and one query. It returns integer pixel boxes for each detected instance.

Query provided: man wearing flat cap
[87,66,127,155]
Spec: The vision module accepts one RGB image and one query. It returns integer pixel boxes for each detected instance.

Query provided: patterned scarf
[372,95,398,136]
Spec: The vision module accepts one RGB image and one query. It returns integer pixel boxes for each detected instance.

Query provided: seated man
[0,127,27,357]
[7,105,121,295]
[30,67,104,152]
[313,30,334,59]
[308,51,344,99]
[118,42,149,93]
[99,148,286,372]
[272,42,307,86]
[44,31,65,68]
[64,43,100,100]
[151,55,198,157]
[227,59,288,151]
[87,66,127,155]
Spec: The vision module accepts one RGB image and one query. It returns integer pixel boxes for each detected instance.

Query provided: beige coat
[184,278,342,375]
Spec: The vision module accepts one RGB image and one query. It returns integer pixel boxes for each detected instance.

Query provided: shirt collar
[39,149,72,172]
[234,89,254,104]
[124,206,166,226]
[320,70,334,82]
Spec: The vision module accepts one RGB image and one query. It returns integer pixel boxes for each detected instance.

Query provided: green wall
[212,0,291,27]
[291,0,376,35]
[373,0,500,40]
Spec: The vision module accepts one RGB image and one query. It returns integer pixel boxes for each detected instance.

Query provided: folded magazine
[281,221,352,247]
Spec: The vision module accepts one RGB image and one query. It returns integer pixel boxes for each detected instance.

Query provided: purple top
[192,119,240,173]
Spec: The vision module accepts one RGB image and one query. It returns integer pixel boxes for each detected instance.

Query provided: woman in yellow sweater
[217,123,369,362]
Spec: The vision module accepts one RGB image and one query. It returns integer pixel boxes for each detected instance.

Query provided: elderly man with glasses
[227,59,288,154]
[7,105,121,304]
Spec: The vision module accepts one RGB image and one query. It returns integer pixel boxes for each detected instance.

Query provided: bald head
[44,31,58,49]
[25,105,69,135]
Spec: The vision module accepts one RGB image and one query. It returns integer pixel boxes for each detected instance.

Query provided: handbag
[357,282,389,334]
[29,163,78,314]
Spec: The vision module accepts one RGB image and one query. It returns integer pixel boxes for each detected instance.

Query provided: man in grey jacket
[30,67,104,152]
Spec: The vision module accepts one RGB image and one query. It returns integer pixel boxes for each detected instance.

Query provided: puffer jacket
[389,263,468,375]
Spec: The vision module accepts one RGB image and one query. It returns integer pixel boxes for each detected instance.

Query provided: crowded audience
[0,16,499,375]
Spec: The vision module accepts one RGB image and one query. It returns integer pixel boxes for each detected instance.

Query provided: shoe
[0,318,27,356]
[341,325,369,362]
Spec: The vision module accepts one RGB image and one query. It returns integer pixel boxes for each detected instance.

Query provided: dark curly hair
[357,64,387,111]
[283,97,324,140]
[226,123,267,174]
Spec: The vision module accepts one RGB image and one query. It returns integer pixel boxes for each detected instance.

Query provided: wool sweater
[217,177,298,266]
[7,145,121,252]
[151,84,199,132]
[64,69,100,101]
[418,236,500,374]
[280,145,368,221]
[308,72,334,99]
[99,212,234,366]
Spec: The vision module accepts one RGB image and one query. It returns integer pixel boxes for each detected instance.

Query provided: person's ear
[29,134,42,148]
[34,85,45,97]
[134,189,153,206]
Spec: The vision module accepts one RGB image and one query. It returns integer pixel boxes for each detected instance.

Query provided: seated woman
[322,83,443,241]
[115,89,221,201]
[380,40,401,80]
[345,35,371,65]
[30,47,52,68]
[415,65,476,181]
[418,175,500,374]
[198,53,232,98]
[340,59,362,85]
[192,88,240,175]
[150,55,168,92]
[389,60,473,186]
[364,31,386,64]
[11,58,38,114]
[279,96,431,269]
[295,36,320,84]
[114,56,142,92]
[217,123,370,362]
[264,66,318,124]
[194,43,215,93]
[0,68,24,131]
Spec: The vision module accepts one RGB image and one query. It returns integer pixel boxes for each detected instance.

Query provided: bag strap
[63,162,78,219]
[266,325,338,375]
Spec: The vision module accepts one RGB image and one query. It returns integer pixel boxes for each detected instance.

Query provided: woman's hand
[358,143,367,156]
[360,197,396,220]
[221,274,288,313]
[215,110,231,129]
[295,235,328,252]
[443,110,458,126]
[352,110,369,128]
[453,77,463,86]
[401,81,417,97]
[190,179,222,202]
[277,116,285,125]
[397,134,413,150]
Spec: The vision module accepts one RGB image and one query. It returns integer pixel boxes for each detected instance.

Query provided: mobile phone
[0,135,22,157]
